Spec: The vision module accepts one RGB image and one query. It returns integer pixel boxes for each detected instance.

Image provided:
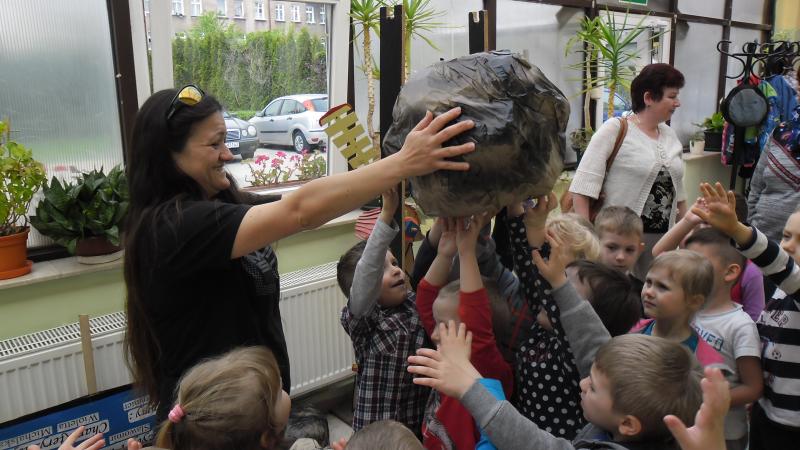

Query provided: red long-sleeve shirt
[416,279,514,450]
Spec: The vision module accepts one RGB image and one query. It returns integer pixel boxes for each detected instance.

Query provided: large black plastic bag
[383,50,570,217]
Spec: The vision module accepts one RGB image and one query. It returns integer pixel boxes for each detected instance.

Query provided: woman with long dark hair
[123,86,475,419]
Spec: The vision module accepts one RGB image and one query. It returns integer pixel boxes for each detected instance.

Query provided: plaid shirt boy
[340,220,430,433]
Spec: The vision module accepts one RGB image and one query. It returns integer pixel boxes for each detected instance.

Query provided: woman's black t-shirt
[140,199,289,419]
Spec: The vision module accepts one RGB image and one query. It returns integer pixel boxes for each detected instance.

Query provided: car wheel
[293,131,309,153]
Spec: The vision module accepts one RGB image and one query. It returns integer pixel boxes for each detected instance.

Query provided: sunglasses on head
[165,84,205,121]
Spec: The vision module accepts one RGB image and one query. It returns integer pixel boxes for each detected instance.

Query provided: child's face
[642,267,695,322]
[431,294,460,345]
[599,232,644,273]
[781,212,800,263]
[378,250,407,307]
[580,365,624,432]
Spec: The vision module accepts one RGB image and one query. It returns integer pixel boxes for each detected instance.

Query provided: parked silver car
[249,94,328,152]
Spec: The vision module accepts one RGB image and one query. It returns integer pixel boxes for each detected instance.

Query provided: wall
[0,221,359,341]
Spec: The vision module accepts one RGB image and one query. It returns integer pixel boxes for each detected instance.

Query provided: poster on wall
[0,386,156,450]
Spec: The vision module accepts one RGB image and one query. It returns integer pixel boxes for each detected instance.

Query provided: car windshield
[310,98,328,111]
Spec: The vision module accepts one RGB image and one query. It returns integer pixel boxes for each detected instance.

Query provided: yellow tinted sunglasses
[165,84,205,121]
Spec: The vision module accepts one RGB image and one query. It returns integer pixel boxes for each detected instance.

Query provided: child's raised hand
[27,427,105,450]
[692,183,751,244]
[692,183,738,235]
[408,321,481,399]
[523,192,558,229]
[664,367,730,450]
[379,187,399,224]
[456,212,493,254]
[126,438,142,450]
[507,201,525,218]
[531,229,570,288]
[683,197,706,226]
[437,217,458,259]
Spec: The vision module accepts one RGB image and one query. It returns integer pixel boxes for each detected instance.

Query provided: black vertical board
[106,0,138,162]
[468,10,489,54]
[379,4,405,267]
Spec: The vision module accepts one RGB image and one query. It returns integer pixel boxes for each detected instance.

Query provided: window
[319,7,325,24]
[144,0,150,15]
[234,0,244,17]
[217,0,226,16]
[306,6,315,23]
[280,100,302,115]
[275,3,284,21]
[254,0,265,19]
[291,5,300,22]
[171,0,184,16]
[190,0,202,16]
[264,100,283,117]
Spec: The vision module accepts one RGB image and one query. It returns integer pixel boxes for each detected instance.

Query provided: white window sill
[0,256,123,291]
[683,152,721,162]
[0,208,362,291]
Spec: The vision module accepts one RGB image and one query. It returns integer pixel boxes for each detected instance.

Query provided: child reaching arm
[338,188,430,433]
[693,182,800,448]
[415,213,513,450]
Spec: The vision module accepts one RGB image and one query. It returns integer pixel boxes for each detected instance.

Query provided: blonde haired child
[546,213,601,262]
[693,182,800,449]
[634,250,726,368]
[154,346,291,450]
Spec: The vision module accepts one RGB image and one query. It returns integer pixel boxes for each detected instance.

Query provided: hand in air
[664,367,730,450]
[408,321,481,399]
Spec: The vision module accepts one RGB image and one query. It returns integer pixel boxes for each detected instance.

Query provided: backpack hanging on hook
[721,81,769,128]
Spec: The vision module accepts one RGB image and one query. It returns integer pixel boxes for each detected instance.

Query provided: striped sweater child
[737,226,800,428]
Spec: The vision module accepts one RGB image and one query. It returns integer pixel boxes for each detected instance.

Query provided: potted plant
[689,129,706,154]
[569,127,594,163]
[0,120,47,279]
[30,165,128,264]
[696,112,725,151]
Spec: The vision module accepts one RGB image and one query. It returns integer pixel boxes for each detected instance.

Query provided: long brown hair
[155,347,285,450]
[123,88,243,405]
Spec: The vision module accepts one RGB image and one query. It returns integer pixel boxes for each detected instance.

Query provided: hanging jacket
[766,74,798,122]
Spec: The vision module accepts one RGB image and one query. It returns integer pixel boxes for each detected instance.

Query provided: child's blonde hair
[546,213,601,261]
[649,250,714,307]
[156,346,285,450]
[594,334,703,440]
[593,206,643,240]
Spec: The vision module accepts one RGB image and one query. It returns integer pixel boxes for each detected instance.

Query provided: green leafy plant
[696,112,725,133]
[0,120,46,237]
[395,0,448,80]
[350,0,383,151]
[566,9,659,125]
[30,166,129,254]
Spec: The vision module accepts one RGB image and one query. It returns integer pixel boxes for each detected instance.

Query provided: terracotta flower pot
[0,228,32,280]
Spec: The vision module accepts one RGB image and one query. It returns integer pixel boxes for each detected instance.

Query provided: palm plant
[566,9,656,124]
[397,0,448,80]
[350,0,383,150]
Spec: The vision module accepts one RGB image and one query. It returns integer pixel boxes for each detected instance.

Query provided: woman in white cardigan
[569,63,687,278]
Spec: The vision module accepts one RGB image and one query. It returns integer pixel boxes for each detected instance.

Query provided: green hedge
[230,110,258,120]
[173,27,327,112]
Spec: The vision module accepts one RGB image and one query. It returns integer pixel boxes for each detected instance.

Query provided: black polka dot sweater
[508,216,586,440]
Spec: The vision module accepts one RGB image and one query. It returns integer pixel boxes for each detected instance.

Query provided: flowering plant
[248,150,327,187]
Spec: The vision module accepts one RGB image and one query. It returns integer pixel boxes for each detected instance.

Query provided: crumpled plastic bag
[383,50,569,217]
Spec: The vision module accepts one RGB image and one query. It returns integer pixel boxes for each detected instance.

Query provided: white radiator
[0,261,355,423]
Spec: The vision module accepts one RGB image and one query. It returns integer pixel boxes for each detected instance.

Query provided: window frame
[233,0,244,18]
[275,3,285,22]
[254,0,265,19]
[319,7,325,24]
[291,4,301,23]
[190,0,202,17]
[217,0,227,17]
[171,0,184,16]
[306,6,315,23]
